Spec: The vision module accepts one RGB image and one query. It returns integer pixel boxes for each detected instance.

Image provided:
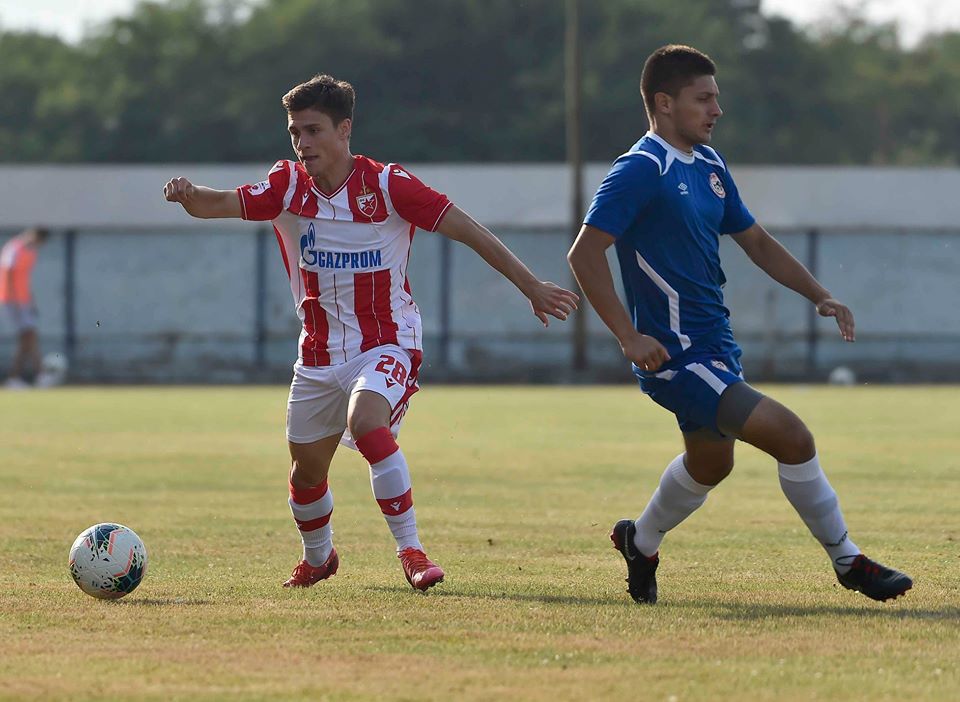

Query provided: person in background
[1,227,48,389]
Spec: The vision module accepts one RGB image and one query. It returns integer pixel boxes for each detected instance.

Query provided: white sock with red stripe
[355,427,423,552]
[633,453,715,557]
[288,478,334,567]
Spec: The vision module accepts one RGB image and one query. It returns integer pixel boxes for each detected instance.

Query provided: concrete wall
[4,163,960,229]
[2,163,958,382]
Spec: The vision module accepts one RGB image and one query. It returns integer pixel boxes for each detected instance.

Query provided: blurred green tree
[0,0,955,165]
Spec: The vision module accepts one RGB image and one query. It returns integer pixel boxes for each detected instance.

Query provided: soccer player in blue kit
[567,45,912,604]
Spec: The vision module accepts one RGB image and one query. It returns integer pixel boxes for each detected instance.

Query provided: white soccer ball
[36,352,68,387]
[828,365,857,386]
[68,523,148,599]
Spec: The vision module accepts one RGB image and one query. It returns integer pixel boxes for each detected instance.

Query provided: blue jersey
[584,132,755,366]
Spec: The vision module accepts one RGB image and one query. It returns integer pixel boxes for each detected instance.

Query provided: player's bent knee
[289,458,330,488]
[288,437,338,487]
[684,454,734,486]
[347,411,390,441]
[705,459,734,485]
[773,420,816,464]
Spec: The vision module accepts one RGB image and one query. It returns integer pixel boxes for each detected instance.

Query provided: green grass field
[1,385,958,701]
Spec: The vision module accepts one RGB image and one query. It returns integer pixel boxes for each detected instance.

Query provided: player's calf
[355,426,444,591]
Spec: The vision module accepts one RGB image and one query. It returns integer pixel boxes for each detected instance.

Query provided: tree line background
[1,0,958,165]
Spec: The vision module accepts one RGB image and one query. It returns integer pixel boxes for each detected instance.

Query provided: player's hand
[816,297,855,342]
[163,177,198,204]
[620,332,670,372]
[527,281,579,327]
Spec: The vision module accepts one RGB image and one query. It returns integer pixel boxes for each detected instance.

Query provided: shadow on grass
[670,599,960,621]
[364,585,626,606]
[116,597,214,607]
[365,586,960,619]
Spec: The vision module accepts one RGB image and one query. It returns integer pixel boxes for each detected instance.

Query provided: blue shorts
[635,350,745,434]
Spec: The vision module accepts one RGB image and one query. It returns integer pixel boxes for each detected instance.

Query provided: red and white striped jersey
[238,155,452,366]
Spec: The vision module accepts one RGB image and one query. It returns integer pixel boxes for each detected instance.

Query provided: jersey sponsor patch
[300,223,383,269]
[248,180,271,196]
[709,172,725,198]
[306,248,383,270]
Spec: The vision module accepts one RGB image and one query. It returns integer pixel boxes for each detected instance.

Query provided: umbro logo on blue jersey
[677,182,689,195]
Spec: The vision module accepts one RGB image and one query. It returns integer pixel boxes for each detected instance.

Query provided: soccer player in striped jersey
[1,227,48,388]
[568,45,911,604]
[164,74,578,592]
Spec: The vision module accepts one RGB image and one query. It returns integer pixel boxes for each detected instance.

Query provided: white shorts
[286,344,419,447]
[3,303,37,332]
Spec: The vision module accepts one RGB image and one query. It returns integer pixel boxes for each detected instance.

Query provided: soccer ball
[68,523,148,599]
[36,352,68,387]
[828,365,857,386]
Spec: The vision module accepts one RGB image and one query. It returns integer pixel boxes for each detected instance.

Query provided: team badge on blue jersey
[709,172,725,198]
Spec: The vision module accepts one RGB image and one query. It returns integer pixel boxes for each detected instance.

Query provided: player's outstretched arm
[732,222,854,342]
[568,225,670,371]
[163,177,242,219]
[436,205,579,326]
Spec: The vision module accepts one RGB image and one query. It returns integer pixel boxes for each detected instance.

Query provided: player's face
[670,75,722,146]
[287,109,352,177]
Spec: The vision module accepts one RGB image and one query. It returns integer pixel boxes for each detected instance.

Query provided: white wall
[2,163,958,382]
[2,163,960,229]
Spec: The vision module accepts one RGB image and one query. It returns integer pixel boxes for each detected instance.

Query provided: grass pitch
[0,385,958,701]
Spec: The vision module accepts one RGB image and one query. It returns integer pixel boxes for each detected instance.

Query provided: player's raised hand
[620,331,671,372]
[816,297,856,342]
[163,177,197,204]
[527,281,579,327]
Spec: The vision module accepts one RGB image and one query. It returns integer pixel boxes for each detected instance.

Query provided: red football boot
[398,547,444,591]
[283,548,339,588]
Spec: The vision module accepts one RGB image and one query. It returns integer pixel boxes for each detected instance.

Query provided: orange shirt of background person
[0,231,40,305]
[2,227,49,387]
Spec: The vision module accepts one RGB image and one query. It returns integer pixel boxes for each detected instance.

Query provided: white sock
[778,454,860,573]
[633,453,715,557]
[369,449,423,552]
[288,481,334,567]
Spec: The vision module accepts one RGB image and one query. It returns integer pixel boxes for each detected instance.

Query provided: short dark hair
[640,45,716,118]
[281,74,355,125]
[32,227,49,242]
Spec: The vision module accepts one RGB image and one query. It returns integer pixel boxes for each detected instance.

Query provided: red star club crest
[356,191,378,217]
